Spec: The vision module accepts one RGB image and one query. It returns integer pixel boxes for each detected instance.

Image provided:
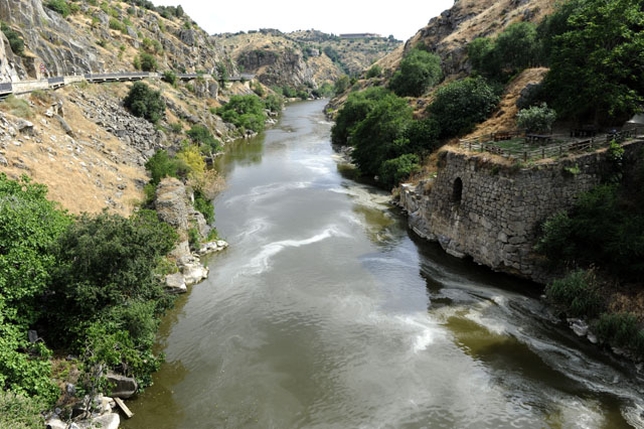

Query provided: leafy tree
[330,86,391,146]
[0,174,70,404]
[540,0,644,123]
[388,48,442,97]
[467,37,498,79]
[379,154,421,188]
[350,92,413,178]
[162,70,178,86]
[516,103,557,133]
[494,22,540,77]
[123,81,165,123]
[428,76,501,139]
[217,94,266,133]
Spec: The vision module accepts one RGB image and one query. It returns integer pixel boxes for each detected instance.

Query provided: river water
[122,99,644,429]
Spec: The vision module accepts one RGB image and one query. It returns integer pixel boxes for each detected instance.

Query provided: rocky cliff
[0,0,229,80]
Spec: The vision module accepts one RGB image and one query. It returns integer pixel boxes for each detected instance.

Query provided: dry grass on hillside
[1,86,148,216]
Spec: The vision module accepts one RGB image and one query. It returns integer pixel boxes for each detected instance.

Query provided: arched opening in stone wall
[452,177,463,204]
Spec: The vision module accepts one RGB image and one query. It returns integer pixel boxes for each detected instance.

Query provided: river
[122,99,644,429]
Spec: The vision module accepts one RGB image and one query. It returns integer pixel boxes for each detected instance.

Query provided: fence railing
[459,127,644,162]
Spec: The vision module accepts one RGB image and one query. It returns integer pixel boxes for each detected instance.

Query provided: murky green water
[122,100,644,429]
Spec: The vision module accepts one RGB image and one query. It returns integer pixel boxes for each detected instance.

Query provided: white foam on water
[623,403,644,429]
[223,181,311,207]
[245,227,344,275]
[553,397,605,429]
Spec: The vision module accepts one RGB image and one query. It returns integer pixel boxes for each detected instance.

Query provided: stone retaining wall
[400,140,644,284]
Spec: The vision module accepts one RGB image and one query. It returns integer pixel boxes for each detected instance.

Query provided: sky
[152,0,455,41]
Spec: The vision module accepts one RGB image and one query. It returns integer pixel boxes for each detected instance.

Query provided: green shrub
[217,94,267,133]
[123,81,165,123]
[389,48,442,97]
[45,0,71,17]
[0,391,46,429]
[162,70,177,86]
[428,76,501,139]
[139,52,158,72]
[194,189,214,224]
[108,18,127,33]
[144,149,186,185]
[545,269,604,318]
[517,103,556,133]
[1,22,24,56]
[379,154,421,188]
[592,312,644,355]
[187,124,221,154]
[366,64,383,79]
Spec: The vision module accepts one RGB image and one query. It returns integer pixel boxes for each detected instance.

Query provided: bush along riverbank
[536,141,644,361]
[0,172,227,429]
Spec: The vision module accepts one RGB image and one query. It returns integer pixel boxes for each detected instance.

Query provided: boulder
[106,372,138,399]
[165,272,187,294]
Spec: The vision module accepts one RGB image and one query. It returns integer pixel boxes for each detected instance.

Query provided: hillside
[212,29,401,91]
[0,0,399,216]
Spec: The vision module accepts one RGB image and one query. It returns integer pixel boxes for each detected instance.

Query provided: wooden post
[114,397,134,419]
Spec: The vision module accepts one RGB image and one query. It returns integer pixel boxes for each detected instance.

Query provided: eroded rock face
[0,0,229,81]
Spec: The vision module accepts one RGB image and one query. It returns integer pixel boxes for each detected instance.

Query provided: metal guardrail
[0,70,257,98]
[0,82,12,94]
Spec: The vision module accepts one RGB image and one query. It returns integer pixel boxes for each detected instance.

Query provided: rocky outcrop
[155,177,229,291]
[0,0,230,81]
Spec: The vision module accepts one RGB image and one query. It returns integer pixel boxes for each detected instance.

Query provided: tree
[428,77,501,139]
[139,52,158,72]
[0,174,70,404]
[330,86,390,146]
[517,103,557,133]
[541,0,644,123]
[350,92,413,177]
[388,48,442,97]
[216,95,266,133]
[123,81,165,123]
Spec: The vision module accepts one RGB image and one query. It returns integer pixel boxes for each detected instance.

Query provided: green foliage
[49,210,177,319]
[187,124,221,155]
[331,86,390,146]
[0,174,71,327]
[45,0,71,17]
[535,182,644,281]
[123,81,165,123]
[194,189,214,224]
[349,91,413,178]
[144,149,187,185]
[108,18,127,33]
[516,103,557,133]
[428,76,501,139]
[540,0,644,122]
[333,75,352,95]
[1,22,24,56]
[545,270,604,318]
[469,22,540,81]
[0,391,46,429]
[217,94,266,133]
[592,312,644,355]
[0,174,70,404]
[162,70,177,86]
[366,64,382,79]
[139,52,158,72]
[379,154,421,188]
[388,48,442,97]
[263,94,283,114]
[1,95,33,119]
